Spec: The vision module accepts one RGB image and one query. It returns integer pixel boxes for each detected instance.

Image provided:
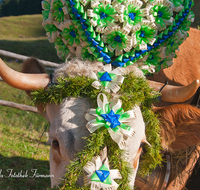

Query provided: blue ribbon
[101,110,121,129]
[128,12,136,21]
[100,72,112,81]
[95,170,110,182]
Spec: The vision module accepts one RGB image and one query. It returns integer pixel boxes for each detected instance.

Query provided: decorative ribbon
[145,51,162,66]
[152,5,173,28]
[85,93,136,149]
[54,37,70,60]
[124,4,143,26]
[88,3,116,27]
[52,0,66,22]
[165,36,179,55]
[42,1,51,20]
[135,25,156,50]
[44,24,58,35]
[83,151,122,189]
[90,64,125,93]
[107,31,128,52]
[61,25,80,46]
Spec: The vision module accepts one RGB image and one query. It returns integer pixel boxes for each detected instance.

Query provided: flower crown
[42,0,194,75]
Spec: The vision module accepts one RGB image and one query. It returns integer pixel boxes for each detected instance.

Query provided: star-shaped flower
[87,3,116,27]
[124,4,143,26]
[61,24,80,46]
[52,0,68,22]
[90,64,125,93]
[85,93,136,149]
[54,37,70,60]
[134,22,156,50]
[42,0,51,21]
[151,4,173,28]
[83,150,122,189]
[106,31,128,56]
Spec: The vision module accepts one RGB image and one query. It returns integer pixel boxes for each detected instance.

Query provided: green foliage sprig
[31,73,162,188]
[61,128,132,189]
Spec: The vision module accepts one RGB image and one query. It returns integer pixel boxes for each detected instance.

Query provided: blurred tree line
[0,0,42,17]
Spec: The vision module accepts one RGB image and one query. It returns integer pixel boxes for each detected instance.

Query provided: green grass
[0,60,48,131]
[0,123,51,190]
[0,14,45,39]
[0,14,61,63]
[0,60,50,189]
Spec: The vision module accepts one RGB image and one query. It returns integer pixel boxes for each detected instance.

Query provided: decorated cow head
[0,0,196,189]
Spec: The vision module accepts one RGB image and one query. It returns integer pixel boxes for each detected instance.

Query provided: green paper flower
[145,51,162,66]
[152,5,173,28]
[169,0,183,7]
[124,5,143,26]
[44,24,58,35]
[90,64,125,93]
[52,0,65,22]
[85,94,136,150]
[166,36,180,55]
[155,57,172,72]
[54,38,70,60]
[61,25,80,46]
[82,47,97,61]
[84,155,122,188]
[42,1,50,20]
[135,25,155,46]
[92,3,116,27]
[107,31,128,51]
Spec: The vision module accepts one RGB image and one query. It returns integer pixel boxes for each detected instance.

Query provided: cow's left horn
[148,80,199,102]
[0,58,50,91]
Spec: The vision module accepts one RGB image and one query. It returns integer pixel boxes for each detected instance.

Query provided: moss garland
[31,73,162,188]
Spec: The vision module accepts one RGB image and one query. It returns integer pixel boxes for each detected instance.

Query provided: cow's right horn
[0,58,50,91]
[148,80,199,102]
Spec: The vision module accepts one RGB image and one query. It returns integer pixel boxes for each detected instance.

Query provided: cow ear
[21,58,47,118]
[22,57,46,74]
[21,57,47,96]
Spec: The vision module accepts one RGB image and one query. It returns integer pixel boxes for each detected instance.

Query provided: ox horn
[0,58,50,91]
[148,80,199,102]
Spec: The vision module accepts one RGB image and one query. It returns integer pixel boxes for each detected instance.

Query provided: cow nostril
[52,140,59,147]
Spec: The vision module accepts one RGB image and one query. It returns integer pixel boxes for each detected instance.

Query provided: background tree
[0,0,42,17]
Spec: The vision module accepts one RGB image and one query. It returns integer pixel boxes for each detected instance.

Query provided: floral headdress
[40,0,194,189]
[42,0,194,75]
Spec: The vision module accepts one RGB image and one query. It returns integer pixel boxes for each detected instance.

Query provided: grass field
[0,60,51,189]
[0,14,61,63]
[0,15,54,190]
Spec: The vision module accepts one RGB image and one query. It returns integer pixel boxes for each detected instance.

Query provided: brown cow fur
[21,57,46,74]
[147,28,200,107]
[154,104,200,152]
[147,28,200,86]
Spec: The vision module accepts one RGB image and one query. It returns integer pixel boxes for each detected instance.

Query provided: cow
[0,56,200,189]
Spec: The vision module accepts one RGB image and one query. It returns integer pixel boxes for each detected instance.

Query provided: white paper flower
[90,64,125,93]
[83,150,122,190]
[85,93,136,149]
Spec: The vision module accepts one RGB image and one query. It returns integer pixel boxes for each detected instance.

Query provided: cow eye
[52,140,59,147]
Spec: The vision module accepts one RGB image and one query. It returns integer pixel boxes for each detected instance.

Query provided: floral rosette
[41,0,194,75]
[85,93,136,150]
[90,64,125,93]
[83,152,122,190]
